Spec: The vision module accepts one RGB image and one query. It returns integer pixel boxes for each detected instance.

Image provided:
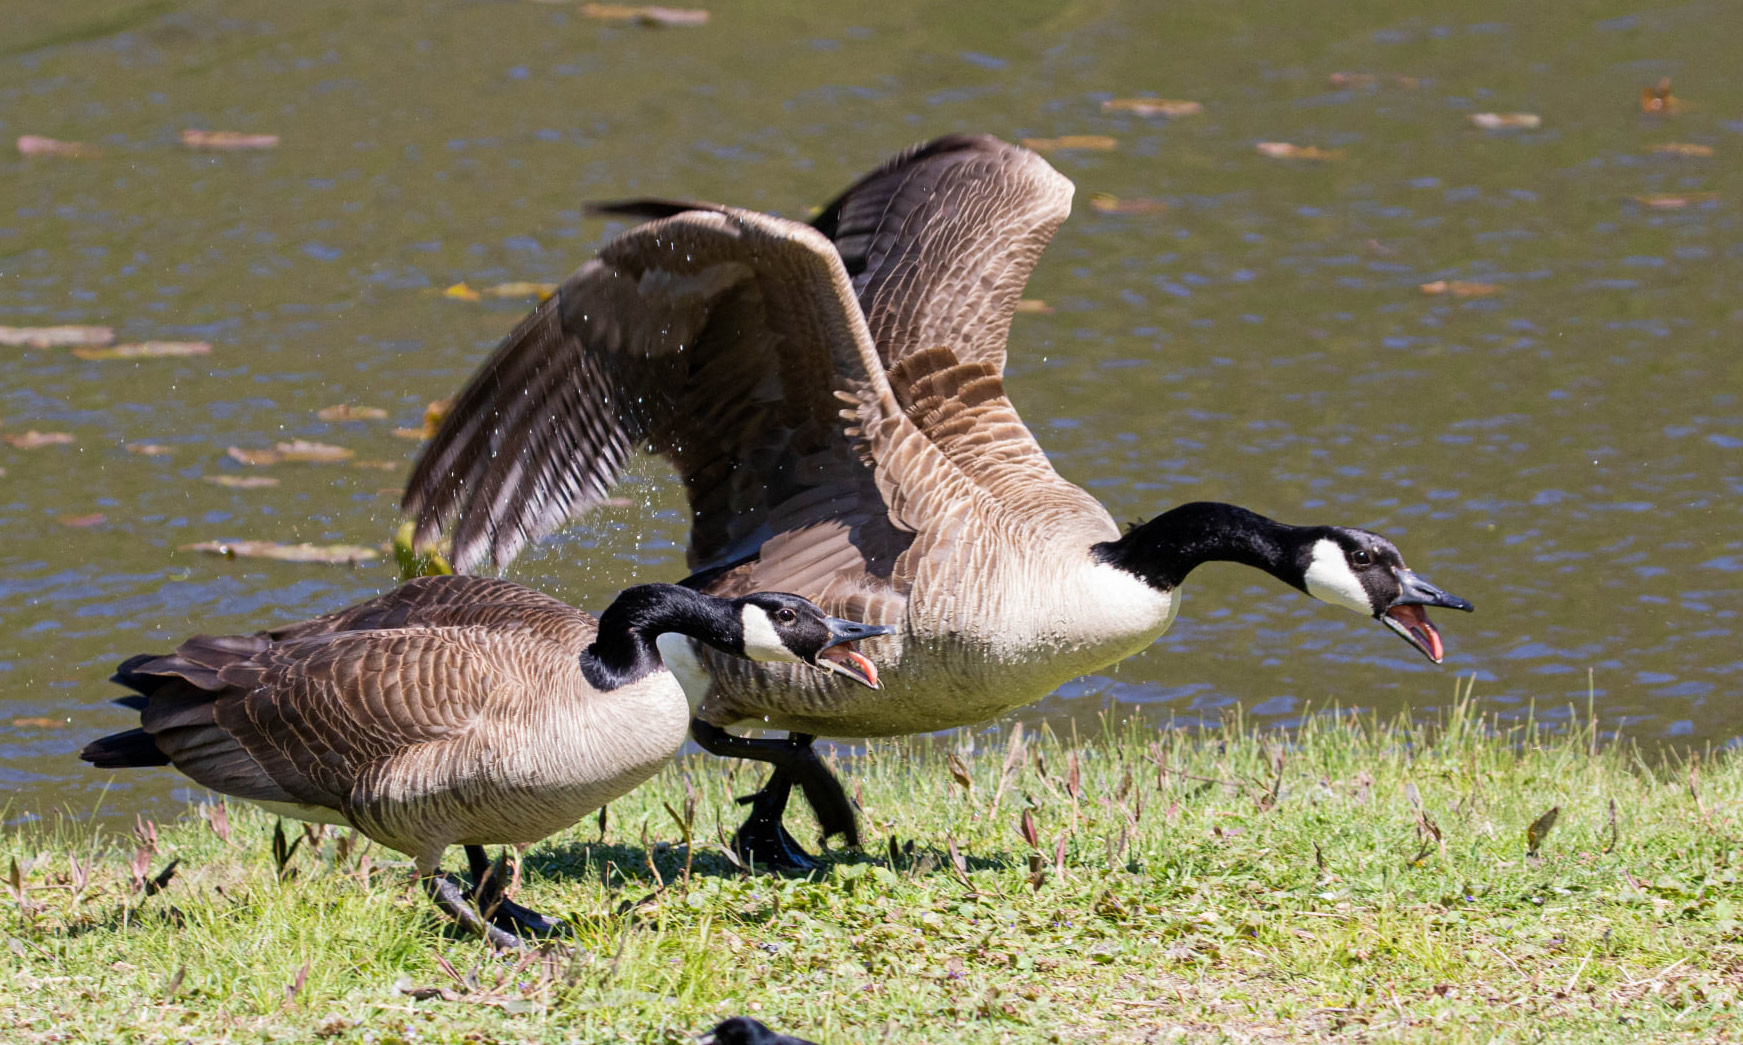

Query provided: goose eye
[775,607,797,624]
[1350,549,1373,567]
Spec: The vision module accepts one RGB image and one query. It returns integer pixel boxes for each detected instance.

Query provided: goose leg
[423,867,526,951]
[690,721,860,871]
[464,845,568,939]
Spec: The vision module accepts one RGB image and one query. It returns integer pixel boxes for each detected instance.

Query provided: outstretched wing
[810,134,1074,374]
[403,209,899,575]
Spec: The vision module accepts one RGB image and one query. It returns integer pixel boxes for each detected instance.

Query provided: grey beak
[1389,570,1474,613]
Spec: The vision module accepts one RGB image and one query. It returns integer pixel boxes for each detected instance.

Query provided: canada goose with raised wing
[81,576,888,947]
[402,134,1473,868]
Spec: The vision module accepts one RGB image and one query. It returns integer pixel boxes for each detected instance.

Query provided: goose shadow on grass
[518,836,1023,889]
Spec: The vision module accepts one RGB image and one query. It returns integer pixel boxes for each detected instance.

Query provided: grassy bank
[3,697,1740,1044]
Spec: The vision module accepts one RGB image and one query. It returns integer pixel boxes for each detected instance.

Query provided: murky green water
[3,0,1740,818]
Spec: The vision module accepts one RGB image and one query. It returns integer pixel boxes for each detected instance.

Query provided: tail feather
[80,728,169,768]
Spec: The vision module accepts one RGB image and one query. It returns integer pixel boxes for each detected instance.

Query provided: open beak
[1378,570,1474,664]
[813,617,893,689]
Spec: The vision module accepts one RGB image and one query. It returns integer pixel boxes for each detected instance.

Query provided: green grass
[3,695,1740,1043]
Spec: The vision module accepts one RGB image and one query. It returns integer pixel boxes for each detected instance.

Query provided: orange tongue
[1387,604,1444,662]
[820,645,879,687]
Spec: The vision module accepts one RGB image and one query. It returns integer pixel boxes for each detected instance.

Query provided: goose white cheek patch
[739,604,805,663]
[1303,538,1374,616]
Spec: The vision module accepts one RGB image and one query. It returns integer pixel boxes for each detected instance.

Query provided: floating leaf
[391,427,427,440]
[57,513,106,528]
[1640,77,1683,116]
[1649,142,1713,157]
[351,460,399,471]
[579,3,709,26]
[440,282,482,302]
[394,398,454,440]
[181,540,380,565]
[1089,193,1169,215]
[4,431,74,449]
[1526,804,1560,855]
[316,404,389,421]
[126,443,173,456]
[1256,142,1344,161]
[1022,135,1118,153]
[204,475,280,489]
[181,129,279,150]
[1013,299,1053,314]
[1632,193,1718,209]
[1420,280,1501,297]
[10,717,64,729]
[1468,113,1541,131]
[17,135,99,158]
[71,341,210,361]
[483,282,558,300]
[1101,98,1201,118]
[0,325,113,349]
[227,440,354,465]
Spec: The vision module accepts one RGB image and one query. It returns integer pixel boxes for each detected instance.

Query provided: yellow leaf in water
[1420,280,1501,297]
[227,440,354,466]
[205,475,281,489]
[180,540,380,565]
[1649,143,1713,157]
[4,431,74,449]
[1468,113,1541,131]
[57,513,106,528]
[1022,135,1118,153]
[1256,142,1344,161]
[483,282,558,300]
[1101,98,1202,118]
[350,460,400,471]
[1089,193,1169,215]
[126,443,173,456]
[181,129,280,150]
[10,717,65,729]
[441,282,482,302]
[17,135,99,158]
[1632,193,1718,209]
[1013,299,1053,314]
[71,341,210,360]
[391,427,427,441]
[579,3,709,26]
[0,325,113,348]
[1640,77,1683,115]
[316,404,389,421]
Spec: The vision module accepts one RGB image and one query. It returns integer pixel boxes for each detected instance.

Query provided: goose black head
[734,592,893,689]
[1297,528,1474,663]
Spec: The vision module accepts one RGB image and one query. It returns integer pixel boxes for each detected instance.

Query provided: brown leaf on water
[1632,193,1718,209]
[4,431,74,449]
[394,397,455,441]
[1013,299,1053,314]
[57,513,106,528]
[17,135,99,158]
[1256,142,1344,161]
[1420,280,1501,297]
[316,404,389,422]
[1649,142,1713,158]
[391,428,426,440]
[350,460,400,471]
[180,540,380,565]
[580,3,709,26]
[1468,113,1541,131]
[227,440,354,466]
[0,325,113,349]
[126,443,173,456]
[10,717,65,729]
[483,282,558,300]
[204,475,280,489]
[1640,77,1683,116]
[181,129,279,150]
[1525,805,1559,856]
[439,282,482,302]
[1089,193,1169,215]
[1022,135,1118,153]
[71,341,210,361]
[1101,98,1202,118]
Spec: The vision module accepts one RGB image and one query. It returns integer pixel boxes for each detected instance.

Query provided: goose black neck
[1092,502,1311,593]
[581,583,738,691]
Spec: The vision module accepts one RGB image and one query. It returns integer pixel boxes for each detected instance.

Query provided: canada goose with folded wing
[402,134,1473,869]
[81,576,888,947]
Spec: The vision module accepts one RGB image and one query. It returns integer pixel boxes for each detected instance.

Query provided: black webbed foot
[465,845,569,939]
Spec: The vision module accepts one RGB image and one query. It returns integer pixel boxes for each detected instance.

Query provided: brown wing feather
[809,134,1074,372]
[404,209,898,576]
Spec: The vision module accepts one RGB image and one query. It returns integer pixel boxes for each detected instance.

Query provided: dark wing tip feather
[80,728,169,768]
[586,198,725,222]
